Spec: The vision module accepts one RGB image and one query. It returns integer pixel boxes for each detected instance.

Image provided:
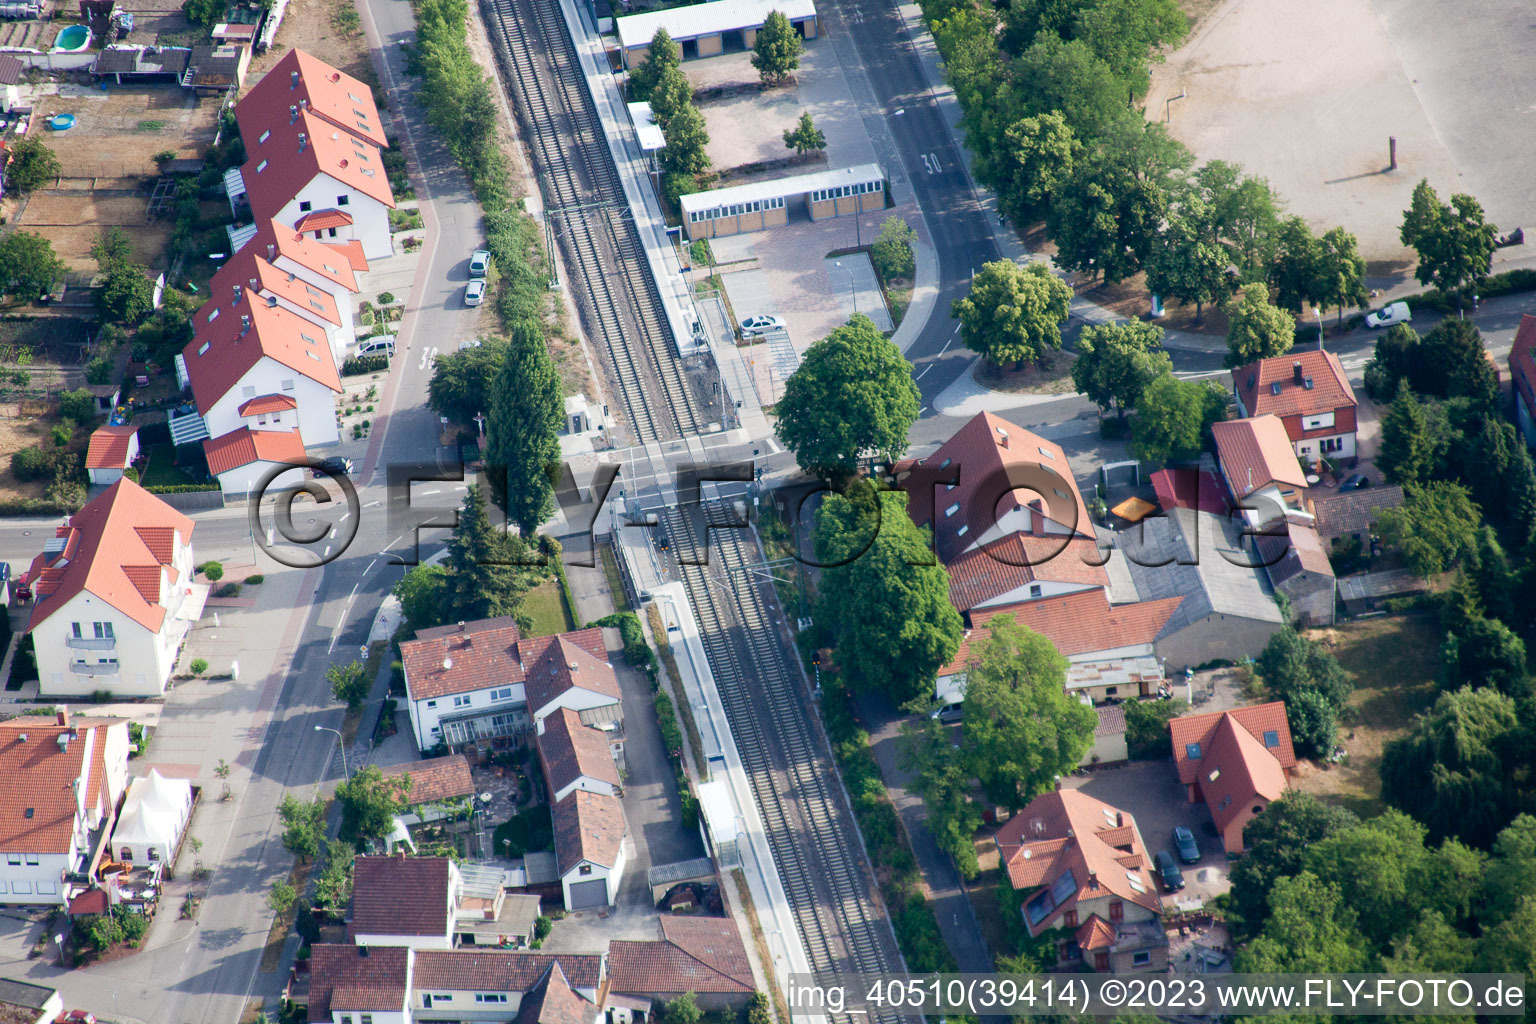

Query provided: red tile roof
[1169,702,1296,785]
[903,411,1094,562]
[609,917,755,995]
[294,208,354,232]
[1212,415,1308,500]
[85,425,138,469]
[995,789,1163,934]
[1095,703,1126,737]
[945,535,1108,613]
[939,590,1179,676]
[182,288,341,415]
[1235,350,1358,421]
[1150,467,1228,515]
[1511,315,1536,417]
[237,394,300,416]
[254,217,361,292]
[552,789,625,872]
[538,707,619,796]
[400,619,611,702]
[323,238,369,272]
[24,479,193,633]
[1256,520,1335,583]
[212,245,342,326]
[0,718,114,853]
[1076,914,1116,951]
[411,951,603,992]
[69,887,110,916]
[202,427,307,475]
[517,961,598,1024]
[379,754,475,804]
[305,944,409,1023]
[240,106,395,217]
[525,637,621,716]
[241,49,388,150]
[349,855,452,938]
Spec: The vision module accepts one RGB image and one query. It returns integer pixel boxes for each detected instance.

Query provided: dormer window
[1185,743,1202,760]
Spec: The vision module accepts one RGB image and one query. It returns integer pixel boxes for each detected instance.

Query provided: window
[147,848,159,861]
[328,228,338,238]
[944,502,960,518]
[313,231,323,240]
[1104,687,1117,696]
[491,687,513,701]
[955,525,968,537]
[1263,729,1280,748]
[23,853,38,865]
[257,415,267,426]
[1029,584,1042,598]
[939,458,952,469]
[1037,445,1056,460]
[475,994,509,1004]
[71,622,83,638]
[304,284,322,297]
[1109,900,1123,922]
[1132,950,1151,966]
[259,129,270,144]
[256,159,268,173]
[361,1016,373,1024]
[121,847,133,860]
[338,195,350,207]
[1094,952,1109,971]
[348,92,364,104]
[453,695,471,708]
[5,854,19,865]
[11,881,30,894]
[579,864,593,875]
[93,622,113,639]
[1185,743,1202,760]
[1253,805,1264,815]
[281,379,295,391]
[1207,768,1221,782]
[208,307,220,322]
[198,342,211,356]
[242,385,257,399]
[299,200,312,212]
[305,351,320,361]
[1063,910,1078,927]
[357,121,370,132]
[310,300,325,311]
[300,332,319,345]
[426,700,437,708]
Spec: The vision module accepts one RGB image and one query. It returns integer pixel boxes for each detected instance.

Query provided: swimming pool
[52,24,90,51]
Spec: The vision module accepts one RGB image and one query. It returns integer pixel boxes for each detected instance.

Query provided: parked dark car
[312,456,354,478]
[1173,825,1200,864]
[1155,850,1186,891]
[1339,473,1371,491]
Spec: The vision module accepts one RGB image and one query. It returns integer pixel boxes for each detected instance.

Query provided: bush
[90,690,113,704]
[534,915,552,940]
[49,424,71,448]
[214,582,241,597]
[144,483,220,494]
[189,658,209,676]
[244,574,265,584]
[199,561,224,582]
[57,388,96,425]
[342,355,390,376]
[85,357,113,385]
[591,612,654,672]
[376,291,396,305]
[10,446,50,482]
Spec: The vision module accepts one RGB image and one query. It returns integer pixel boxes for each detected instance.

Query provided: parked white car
[739,314,785,336]
[464,280,486,307]
[1365,301,1412,328]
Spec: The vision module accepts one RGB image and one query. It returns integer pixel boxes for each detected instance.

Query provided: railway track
[482,0,700,443]
[662,502,906,1024]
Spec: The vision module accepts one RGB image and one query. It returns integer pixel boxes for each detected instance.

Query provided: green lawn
[139,443,199,488]
[521,578,573,637]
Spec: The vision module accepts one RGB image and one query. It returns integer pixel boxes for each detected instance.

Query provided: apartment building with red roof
[22,479,205,698]
[898,411,1108,614]
[0,711,130,905]
[400,618,621,751]
[1169,702,1296,854]
[1510,315,1536,448]
[995,789,1167,973]
[84,424,139,485]
[206,236,352,363]
[229,49,395,261]
[1232,350,1359,463]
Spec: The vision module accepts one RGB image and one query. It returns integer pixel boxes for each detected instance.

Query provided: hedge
[144,483,220,494]
[342,355,390,377]
[0,497,74,516]
[591,612,655,674]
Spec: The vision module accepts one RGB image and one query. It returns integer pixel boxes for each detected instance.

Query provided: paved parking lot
[1065,761,1232,912]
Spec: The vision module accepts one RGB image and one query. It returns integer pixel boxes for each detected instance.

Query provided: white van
[357,335,396,357]
[1365,301,1411,329]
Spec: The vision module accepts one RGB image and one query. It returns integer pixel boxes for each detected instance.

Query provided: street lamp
[1165,87,1186,123]
[313,724,349,780]
[831,261,857,315]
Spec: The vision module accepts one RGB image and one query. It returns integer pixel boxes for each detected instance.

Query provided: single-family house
[608,916,755,1012]
[536,707,620,803]
[208,237,352,363]
[1509,315,1536,447]
[23,479,206,698]
[1233,351,1359,463]
[1169,702,1295,854]
[400,618,621,752]
[1118,470,1285,669]
[1211,415,1309,520]
[0,712,130,905]
[350,854,459,950]
[551,789,628,910]
[898,411,1109,614]
[380,755,476,824]
[233,49,395,260]
[934,589,1179,706]
[1255,520,1337,627]
[304,943,412,1024]
[995,789,1167,973]
[0,978,63,1024]
[406,950,603,1022]
[85,425,139,485]
[1311,484,1405,548]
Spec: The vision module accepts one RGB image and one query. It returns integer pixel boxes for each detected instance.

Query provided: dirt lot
[13,193,173,272]
[19,80,220,180]
[1290,613,1441,818]
[249,0,372,85]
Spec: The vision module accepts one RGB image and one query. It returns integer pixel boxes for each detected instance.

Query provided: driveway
[1064,761,1232,911]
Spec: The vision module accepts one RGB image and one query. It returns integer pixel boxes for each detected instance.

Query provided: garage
[567,877,609,910]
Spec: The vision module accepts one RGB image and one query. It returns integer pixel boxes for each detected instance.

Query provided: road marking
[893,108,905,116]
[339,513,350,523]
[329,525,337,539]
[952,323,961,335]
[364,500,381,508]
[365,559,378,575]
[422,488,441,495]
[418,346,438,371]
[915,364,932,380]
[324,545,331,558]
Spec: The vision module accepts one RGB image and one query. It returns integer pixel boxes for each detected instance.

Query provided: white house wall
[202,358,338,446]
[550,775,618,804]
[214,461,307,499]
[407,682,528,751]
[971,579,1098,611]
[353,930,452,951]
[271,252,363,349]
[35,573,191,699]
[0,852,70,904]
[275,173,391,261]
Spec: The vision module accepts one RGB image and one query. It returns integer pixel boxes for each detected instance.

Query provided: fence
[147,488,224,512]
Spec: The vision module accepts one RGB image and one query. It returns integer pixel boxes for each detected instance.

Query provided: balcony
[66,636,117,651]
[69,662,121,677]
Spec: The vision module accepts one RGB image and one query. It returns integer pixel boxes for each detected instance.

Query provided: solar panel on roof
[1050,868,1077,905]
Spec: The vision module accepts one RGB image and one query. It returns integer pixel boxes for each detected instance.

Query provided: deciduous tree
[952,259,1072,367]
[428,340,505,427]
[393,564,449,633]
[1144,196,1231,320]
[1128,372,1225,466]
[4,137,60,193]
[1255,626,1352,710]
[1400,179,1496,303]
[327,660,370,711]
[1378,481,1481,578]
[0,231,65,300]
[1238,871,1371,972]
[1223,283,1295,368]
[903,717,983,877]
[814,483,962,705]
[751,10,803,85]
[870,216,916,281]
[277,795,327,861]
[658,103,711,200]
[336,764,411,847]
[1268,216,1324,313]
[1313,227,1369,324]
[957,615,1094,811]
[1228,793,1358,938]
[485,321,562,535]
[995,112,1076,228]
[628,29,681,105]
[777,314,919,484]
[781,111,826,156]
[1070,319,1170,419]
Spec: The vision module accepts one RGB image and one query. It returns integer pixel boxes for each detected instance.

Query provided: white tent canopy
[111,770,192,864]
